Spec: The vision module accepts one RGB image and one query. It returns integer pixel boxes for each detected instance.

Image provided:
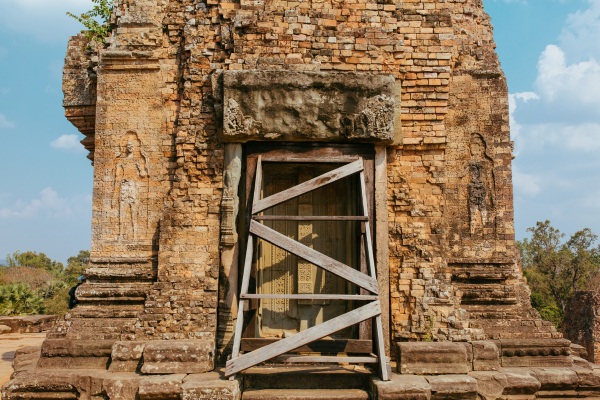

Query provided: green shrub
[0,284,46,316]
[67,0,114,43]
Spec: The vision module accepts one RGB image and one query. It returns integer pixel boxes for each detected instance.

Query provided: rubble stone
[370,374,431,400]
[398,342,469,375]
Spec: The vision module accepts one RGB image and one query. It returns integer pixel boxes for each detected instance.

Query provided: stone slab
[370,374,431,400]
[241,388,370,400]
[102,372,145,400]
[108,341,145,372]
[501,368,541,395]
[397,342,470,375]
[141,340,214,374]
[473,341,501,371]
[138,374,186,400]
[0,316,58,334]
[222,70,396,144]
[469,371,507,400]
[181,372,241,400]
[425,375,478,400]
[529,367,579,391]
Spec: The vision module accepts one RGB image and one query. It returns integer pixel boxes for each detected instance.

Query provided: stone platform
[3,340,600,400]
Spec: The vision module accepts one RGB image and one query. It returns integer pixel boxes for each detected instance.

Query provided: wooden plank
[244,156,258,312]
[273,355,378,364]
[374,145,390,357]
[241,338,373,353]
[252,156,263,211]
[375,314,390,381]
[252,159,364,214]
[360,172,378,280]
[253,216,368,221]
[229,234,254,380]
[246,143,376,163]
[241,294,379,301]
[261,156,360,163]
[250,220,378,293]
[225,301,381,376]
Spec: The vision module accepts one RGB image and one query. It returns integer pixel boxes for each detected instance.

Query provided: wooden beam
[252,159,364,214]
[252,156,263,210]
[253,216,368,221]
[241,294,379,301]
[229,234,254,380]
[241,338,373,353]
[225,301,381,376]
[260,156,360,163]
[375,145,391,358]
[273,355,378,364]
[250,220,379,293]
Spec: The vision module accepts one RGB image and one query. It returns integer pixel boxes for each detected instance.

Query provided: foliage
[423,315,436,342]
[5,251,64,275]
[518,220,600,330]
[67,0,114,43]
[64,250,89,287]
[0,284,46,316]
[0,250,89,316]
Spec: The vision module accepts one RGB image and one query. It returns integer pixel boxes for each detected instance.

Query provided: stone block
[425,375,478,400]
[0,324,11,334]
[468,371,507,400]
[501,368,541,395]
[397,342,469,375]
[109,341,145,372]
[181,372,241,400]
[570,343,588,359]
[530,367,579,391]
[472,341,501,371]
[41,339,116,357]
[141,340,214,374]
[370,374,431,400]
[138,374,186,400]
[222,70,395,144]
[0,315,58,333]
[500,339,572,367]
[102,373,145,400]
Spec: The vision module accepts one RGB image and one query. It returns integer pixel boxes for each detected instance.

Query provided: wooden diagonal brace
[225,300,381,376]
[250,220,379,293]
[252,159,364,214]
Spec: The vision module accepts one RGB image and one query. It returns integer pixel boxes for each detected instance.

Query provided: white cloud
[0,188,92,219]
[510,0,600,237]
[50,134,86,153]
[0,113,15,128]
[512,166,541,197]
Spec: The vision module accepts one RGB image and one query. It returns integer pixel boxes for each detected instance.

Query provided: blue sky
[0,0,599,264]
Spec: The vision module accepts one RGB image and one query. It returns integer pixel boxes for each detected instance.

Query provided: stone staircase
[240,365,372,400]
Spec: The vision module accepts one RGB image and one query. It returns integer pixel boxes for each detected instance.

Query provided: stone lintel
[222,70,397,144]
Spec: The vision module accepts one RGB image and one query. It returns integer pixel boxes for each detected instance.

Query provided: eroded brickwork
[564,291,600,363]
[53,0,557,369]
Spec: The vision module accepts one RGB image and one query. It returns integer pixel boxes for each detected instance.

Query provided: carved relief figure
[467,134,495,236]
[114,132,149,241]
[345,94,394,140]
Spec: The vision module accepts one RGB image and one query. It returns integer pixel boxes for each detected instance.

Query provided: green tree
[67,0,114,43]
[5,251,64,275]
[64,250,89,286]
[0,284,46,316]
[518,220,600,329]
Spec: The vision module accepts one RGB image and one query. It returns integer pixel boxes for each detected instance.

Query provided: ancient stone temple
[4,0,600,399]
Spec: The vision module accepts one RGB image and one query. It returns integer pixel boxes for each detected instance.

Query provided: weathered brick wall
[564,291,600,363]
[57,0,557,363]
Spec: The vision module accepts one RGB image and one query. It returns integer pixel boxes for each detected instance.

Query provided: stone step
[242,365,372,390]
[242,388,370,400]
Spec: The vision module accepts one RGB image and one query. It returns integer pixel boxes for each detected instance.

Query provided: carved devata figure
[114,132,149,241]
[467,134,495,236]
